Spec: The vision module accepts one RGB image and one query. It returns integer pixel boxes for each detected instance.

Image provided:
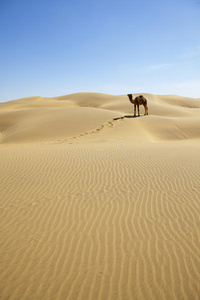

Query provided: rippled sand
[0,93,200,299]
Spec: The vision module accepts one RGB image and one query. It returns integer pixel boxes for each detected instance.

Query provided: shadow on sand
[113,115,144,121]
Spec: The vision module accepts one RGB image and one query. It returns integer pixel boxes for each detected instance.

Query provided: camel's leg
[143,105,145,115]
[134,104,136,116]
[137,104,140,116]
[144,105,148,115]
[144,105,146,115]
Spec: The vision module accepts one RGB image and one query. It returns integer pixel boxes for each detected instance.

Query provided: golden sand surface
[0,93,200,299]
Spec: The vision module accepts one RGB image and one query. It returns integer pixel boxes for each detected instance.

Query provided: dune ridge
[0,93,200,299]
[0,93,200,144]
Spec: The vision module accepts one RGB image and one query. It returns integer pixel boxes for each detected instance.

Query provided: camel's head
[127,94,133,103]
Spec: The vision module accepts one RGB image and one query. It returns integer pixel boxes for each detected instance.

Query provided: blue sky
[0,0,200,102]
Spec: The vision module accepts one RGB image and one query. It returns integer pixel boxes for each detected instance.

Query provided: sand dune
[0,93,200,299]
[0,93,200,144]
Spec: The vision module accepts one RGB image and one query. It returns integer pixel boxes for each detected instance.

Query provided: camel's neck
[128,94,134,104]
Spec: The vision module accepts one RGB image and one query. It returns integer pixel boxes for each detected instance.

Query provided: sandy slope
[0,93,200,144]
[0,93,200,299]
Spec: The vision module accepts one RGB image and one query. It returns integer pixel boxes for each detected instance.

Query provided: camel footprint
[56,116,123,143]
[71,118,121,139]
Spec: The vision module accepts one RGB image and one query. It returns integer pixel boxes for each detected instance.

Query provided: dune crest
[0,92,200,143]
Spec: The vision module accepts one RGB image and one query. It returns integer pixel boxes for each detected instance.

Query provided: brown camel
[127,94,148,116]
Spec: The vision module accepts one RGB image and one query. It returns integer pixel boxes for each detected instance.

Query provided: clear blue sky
[0,0,200,102]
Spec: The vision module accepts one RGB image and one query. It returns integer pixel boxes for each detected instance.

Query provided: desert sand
[0,92,200,299]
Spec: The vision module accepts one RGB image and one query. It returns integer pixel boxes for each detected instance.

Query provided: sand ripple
[0,142,200,299]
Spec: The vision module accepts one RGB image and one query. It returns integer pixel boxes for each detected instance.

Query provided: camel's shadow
[113,115,144,121]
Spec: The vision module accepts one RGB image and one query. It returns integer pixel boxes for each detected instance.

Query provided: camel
[127,94,148,116]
